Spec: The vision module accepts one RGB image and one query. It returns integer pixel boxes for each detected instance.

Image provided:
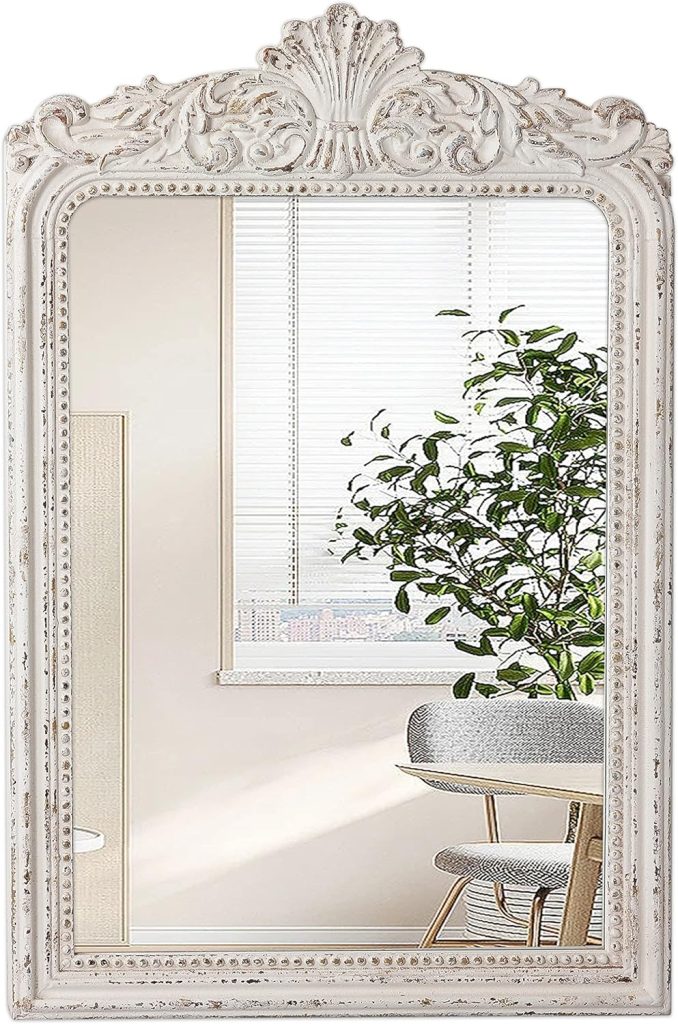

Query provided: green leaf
[578,651,605,677]
[544,653,559,673]
[521,593,538,618]
[526,325,562,343]
[497,489,528,503]
[555,681,575,700]
[434,410,459,424]
[498,329,521,347]
[454,639,486,657]
[497,663,536,683]
[561,431,606,451]
[565,485,601,498]
[555,332,578,356]
[508,612,529,639]
[423,438,439,460]
[340,432,354,446]
[476,682,501,698]
[587,595,604,618]
[464,369,499,392]
[402,546,416,566]
[394,503,413,527]
[353,528,375,545]
[570,632,604,647]
[523,492,539,514]
[499,305,525,323]
[436,309,470,317]
[452,672,475,698]
[493,359,523,373]
[479,633,496,656]
[578,673,595,695]
[538,453,557,486]
[580,550,603,570]
[417,581,446,595]
[377,465,413,483]
[380,424,391,439]
[495,396,530,407]
[390,570,422,582]
[526,402,542,427]
[497,441,532,454]
[395,586,411,614]
[551,412,571,440]
[558,650,574,680]
[411,462,439,492]
[425,606,451,625]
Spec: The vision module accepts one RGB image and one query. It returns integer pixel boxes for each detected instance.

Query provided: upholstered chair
[407,699,604,947]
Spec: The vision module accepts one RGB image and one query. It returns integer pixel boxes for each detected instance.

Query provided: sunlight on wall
[132,733,425,904]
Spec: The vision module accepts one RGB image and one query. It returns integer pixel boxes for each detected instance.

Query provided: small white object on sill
[74,827,105,853]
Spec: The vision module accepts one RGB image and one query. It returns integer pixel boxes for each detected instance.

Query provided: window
[231,197,608,672]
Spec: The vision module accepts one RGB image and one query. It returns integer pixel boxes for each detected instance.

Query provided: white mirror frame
[5,4,672,1016]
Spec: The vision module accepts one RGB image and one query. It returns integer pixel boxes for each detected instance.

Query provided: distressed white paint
[4,2,672,1017]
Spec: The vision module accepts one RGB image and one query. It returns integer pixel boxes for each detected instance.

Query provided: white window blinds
[232,197,608,671]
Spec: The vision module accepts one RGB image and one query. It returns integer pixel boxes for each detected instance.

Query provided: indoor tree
[334,306,606,699]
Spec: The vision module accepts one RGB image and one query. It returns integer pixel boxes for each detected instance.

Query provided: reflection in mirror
[69,195,607,951]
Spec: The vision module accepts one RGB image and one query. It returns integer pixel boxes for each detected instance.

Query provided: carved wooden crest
[7,3,671,182]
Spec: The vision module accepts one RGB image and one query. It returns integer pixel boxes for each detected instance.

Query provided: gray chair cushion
[434,842,575,888]
[407,700,604,794]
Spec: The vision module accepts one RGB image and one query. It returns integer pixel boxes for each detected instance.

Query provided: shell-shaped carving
[258,4,426,174]
[259,5,424,123]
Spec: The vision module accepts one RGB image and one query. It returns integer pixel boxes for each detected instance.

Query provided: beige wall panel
[69,196,222,940]
[72,414,126,945]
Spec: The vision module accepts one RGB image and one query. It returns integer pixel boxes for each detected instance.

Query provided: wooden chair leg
[492,881,534,930]
[419,877,471,948]
[526,887,552,946]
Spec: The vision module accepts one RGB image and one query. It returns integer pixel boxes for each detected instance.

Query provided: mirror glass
[68,195,608,950]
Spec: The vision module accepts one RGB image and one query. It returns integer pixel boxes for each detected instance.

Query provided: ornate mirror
[5,4,672,1016]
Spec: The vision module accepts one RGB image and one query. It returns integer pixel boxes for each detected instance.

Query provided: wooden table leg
[558,801,603,946]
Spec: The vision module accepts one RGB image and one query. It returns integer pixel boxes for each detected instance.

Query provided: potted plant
[335,307,606,699]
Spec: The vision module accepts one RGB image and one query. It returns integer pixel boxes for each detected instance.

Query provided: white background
[1,0,675,1020]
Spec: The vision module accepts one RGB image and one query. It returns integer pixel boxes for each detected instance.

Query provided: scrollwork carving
[6,4,672,185]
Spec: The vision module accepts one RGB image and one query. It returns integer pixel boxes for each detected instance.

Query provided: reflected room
[68,194,607,951]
